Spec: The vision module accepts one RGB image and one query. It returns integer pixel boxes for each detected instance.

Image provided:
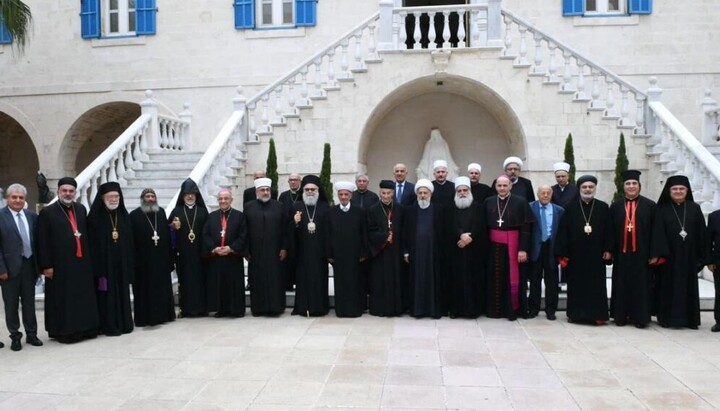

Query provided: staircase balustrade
[702,90,720,145]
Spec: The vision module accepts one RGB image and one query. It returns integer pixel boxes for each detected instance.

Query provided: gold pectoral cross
[152,231,160,246]
[627,222,633,232]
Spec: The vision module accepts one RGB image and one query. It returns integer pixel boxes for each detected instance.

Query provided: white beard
[258,195,270,203]
[418,199,431,209]
[454,194,473,209]
[580,193,594,202]
[105,202,119,211]
[141,202,160,213]
[60,197,74,206]
[303,192,318,206]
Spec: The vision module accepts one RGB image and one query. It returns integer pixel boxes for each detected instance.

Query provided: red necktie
[67,208,83,258]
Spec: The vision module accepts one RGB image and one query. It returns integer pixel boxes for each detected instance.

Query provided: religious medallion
[112,229,119,242]
[307,221,317,234]
[188,230,196,243]
[584,223,592,234]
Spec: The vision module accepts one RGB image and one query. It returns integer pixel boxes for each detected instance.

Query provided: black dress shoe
[712,323,720,333]
[26,336,43,347]
[10,339,21,351]
[0,341,4,348]
[547,313,556,321]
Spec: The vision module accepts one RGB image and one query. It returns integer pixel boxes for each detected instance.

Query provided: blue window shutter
[0,17,12,44]
[296,0,317,27]
[80,0,101,39]
[136,0,157,35]
[562,0,584,16]
[234,0,255,29]
[628,0,652,14]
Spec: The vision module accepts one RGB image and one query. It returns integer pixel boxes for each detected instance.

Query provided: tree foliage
[1,0,33,52]
[265,138,279,192]
[563,133,576,184]
[613,133,629,201]
[319,143,333,205]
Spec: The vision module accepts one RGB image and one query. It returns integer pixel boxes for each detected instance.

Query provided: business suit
[528,201,564,317]
[0,206,40,342]
[394,180,416,207]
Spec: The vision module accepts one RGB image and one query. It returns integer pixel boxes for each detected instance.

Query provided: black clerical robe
[243,187,278,208]
[652,201,705,329]
[38,202,99,340]
[130,207,176,327]
[471,183,493,206]
[556,199,612,322]
[707,210,720,325]
[483,194,534,319]
[367,201,404,317]
[326,204,369,318]
[351,190,380,210]
[278,189,302,291]
[431,181,455,206]
[403,203,446,318]
[609,196,656,326]
[492,176,535,202]
[169,204,209,316]
[203,208,247,316]
[551,183,579,207]
[290,201,330,316]
[244,200,287,316]
[447,203,487,318]
[88,208,134,336]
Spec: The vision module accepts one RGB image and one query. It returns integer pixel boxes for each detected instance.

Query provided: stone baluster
[260,93,271,133]
[80,185,90,209]
[617,87,632,127]
[574,61,589,101]
[559,50,575,93]
[100,164,109,185]
[545,44,559,84]
[529,32,544,76]
[501,15,515,58]
[273,86,285,125]
[89,178,98,207]
[159,119,169,148]
[702,170,714,205]
[312,57,326,99]
[247,102,257,140]
[412,12,421,49]
[392,13,399,50]
[179,102,192,150]
[338,38,352,80]
[367,22,380,61]
[604,80,618,118]
[115,152,126,185]
[691,160,703,191]
[398,12,408,50]
[472,8,487,47]
[123,141,135,178]
[457,9,466,48]
[589,71,605,110]
[701,89,719,145]
[132,133,143,168]
[634,94,646,135]
[515,25,529,66]
[326,48,339,90]
[140,90,160,150]
[353,30,367,71]
[673,141,686,171]
[441,12,451,48]
[427,12,437,49]
[286,79,298,117]
[682,146,695,176]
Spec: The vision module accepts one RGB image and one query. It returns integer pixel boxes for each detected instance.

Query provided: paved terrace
[0,306,719,410]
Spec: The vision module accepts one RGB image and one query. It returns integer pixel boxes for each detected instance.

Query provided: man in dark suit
[393,163,416,206]
[528,185,564,320]
[0,184,43,350]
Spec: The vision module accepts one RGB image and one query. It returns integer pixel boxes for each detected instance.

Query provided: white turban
[553,162,570,173]
[415,179,434,194]
[432,160,448,170]
[254,178,272,189]
[467,163,482,173]
[503,156,523,169]
[333,181,356,193]
[454,176,471,189]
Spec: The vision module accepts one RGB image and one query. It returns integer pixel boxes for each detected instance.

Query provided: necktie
[16,212,32,258]
[397,183,403,200]
[540,205,549,242]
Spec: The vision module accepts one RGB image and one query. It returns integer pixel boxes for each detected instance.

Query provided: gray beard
[580,193,594,202]
[418,199,431,209]
[141,202,160,213]
[454,195,473,209]
[60,197,74,206]
[303,193,318,206]
[258,196,270,203]
[105,203,119,211]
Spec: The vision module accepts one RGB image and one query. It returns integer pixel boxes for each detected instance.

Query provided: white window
[104,0,136,36]
[584,0,626,14]
[257,0,294,27]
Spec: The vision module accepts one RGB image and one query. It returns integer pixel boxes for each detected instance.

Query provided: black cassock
[278,189,302,290]
[88,209,134,336]
[431,181,455,206]
[326,205,369,318]
[403,203,446,318]
[169,203,209,316]
[492,177,535,202]
[244,200,287,316]
[290,201,330,316]
[130,208,176,327]
[551,183,579,208]
[609,196,656,326]
[652,201,705,328]
[556,199,612,322]
[203,208,247,316]
[351,190,380,210]
[471,183,493,206]
[483,195,533,319]
[366,201,404,317]
[447,203,487,318]
[706,210,720,325]
[38,202,99,339]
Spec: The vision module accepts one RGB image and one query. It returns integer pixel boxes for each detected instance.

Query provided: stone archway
[358,75,526,185]
[59,102,141,176]
[0,112,41,208]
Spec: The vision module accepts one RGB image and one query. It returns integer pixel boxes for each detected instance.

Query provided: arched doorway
[59,102,141,175]
[359,75,526,184]
[0,112,41,209]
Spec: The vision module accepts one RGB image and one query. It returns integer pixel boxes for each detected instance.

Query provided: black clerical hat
[57,177,77,188]
[176,178,207,208]
[99,182,121,195]
[379,180,395,189]
[657,175,694,205]
[576,175,597,187]
[622,170,642,182]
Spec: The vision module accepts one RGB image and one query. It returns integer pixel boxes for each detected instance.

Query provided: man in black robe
[447,176,486,318]
[242,170,278,206]
[38,177,99,343]
[403,179,445,318]
[351,174,379,210]
[129,188,175,327]
[367,180,404,317]
[706,208,720,332]
[652,175,705,329]
[278,173,302,291]
[467,163,492,205]
[169,178,209,317]
[88,182,134,336]
[609,170,657,328]
[244,178,288,316]
[290,175,330,317]
[483,175,534,320]
[430,160,455,206]
[492,156,535,202]
[556,175,612,325]
[551,162,578,207]
[203,188,247,317]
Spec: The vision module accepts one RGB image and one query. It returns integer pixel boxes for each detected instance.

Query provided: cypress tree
[613,133,629,201]
[320,143,333,205]
[266,138,279,192]
[563,133,577,184]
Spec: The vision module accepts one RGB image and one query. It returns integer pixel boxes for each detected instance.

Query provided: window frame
[103,0,137,37]
[256,0,295,28]
[584,0,626,16]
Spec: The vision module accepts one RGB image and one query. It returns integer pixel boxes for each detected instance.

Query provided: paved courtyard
[0,307,719,411]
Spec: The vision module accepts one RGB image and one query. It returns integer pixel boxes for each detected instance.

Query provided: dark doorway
[403,0,469,49]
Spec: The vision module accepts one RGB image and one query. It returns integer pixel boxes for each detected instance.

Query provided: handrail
[501,9,645,97]
[395,3,486,13]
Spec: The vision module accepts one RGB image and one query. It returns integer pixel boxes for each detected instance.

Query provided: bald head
[393,163,407,183]
[253,170,266,179]
[537,185,552,205]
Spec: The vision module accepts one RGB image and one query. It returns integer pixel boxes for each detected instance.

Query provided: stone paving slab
[0,310,719,410]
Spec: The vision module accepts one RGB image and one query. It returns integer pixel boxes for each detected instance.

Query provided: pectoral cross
[627,222,633,232]
[151,230,160,246]
[74,231,82,238]
[220,229,226,237]
[497,218,504,227]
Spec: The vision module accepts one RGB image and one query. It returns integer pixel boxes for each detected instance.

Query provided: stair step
[126,178,192,188]
[145,151,204,162]
[137,161,199,171]
[133,169,195,179]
